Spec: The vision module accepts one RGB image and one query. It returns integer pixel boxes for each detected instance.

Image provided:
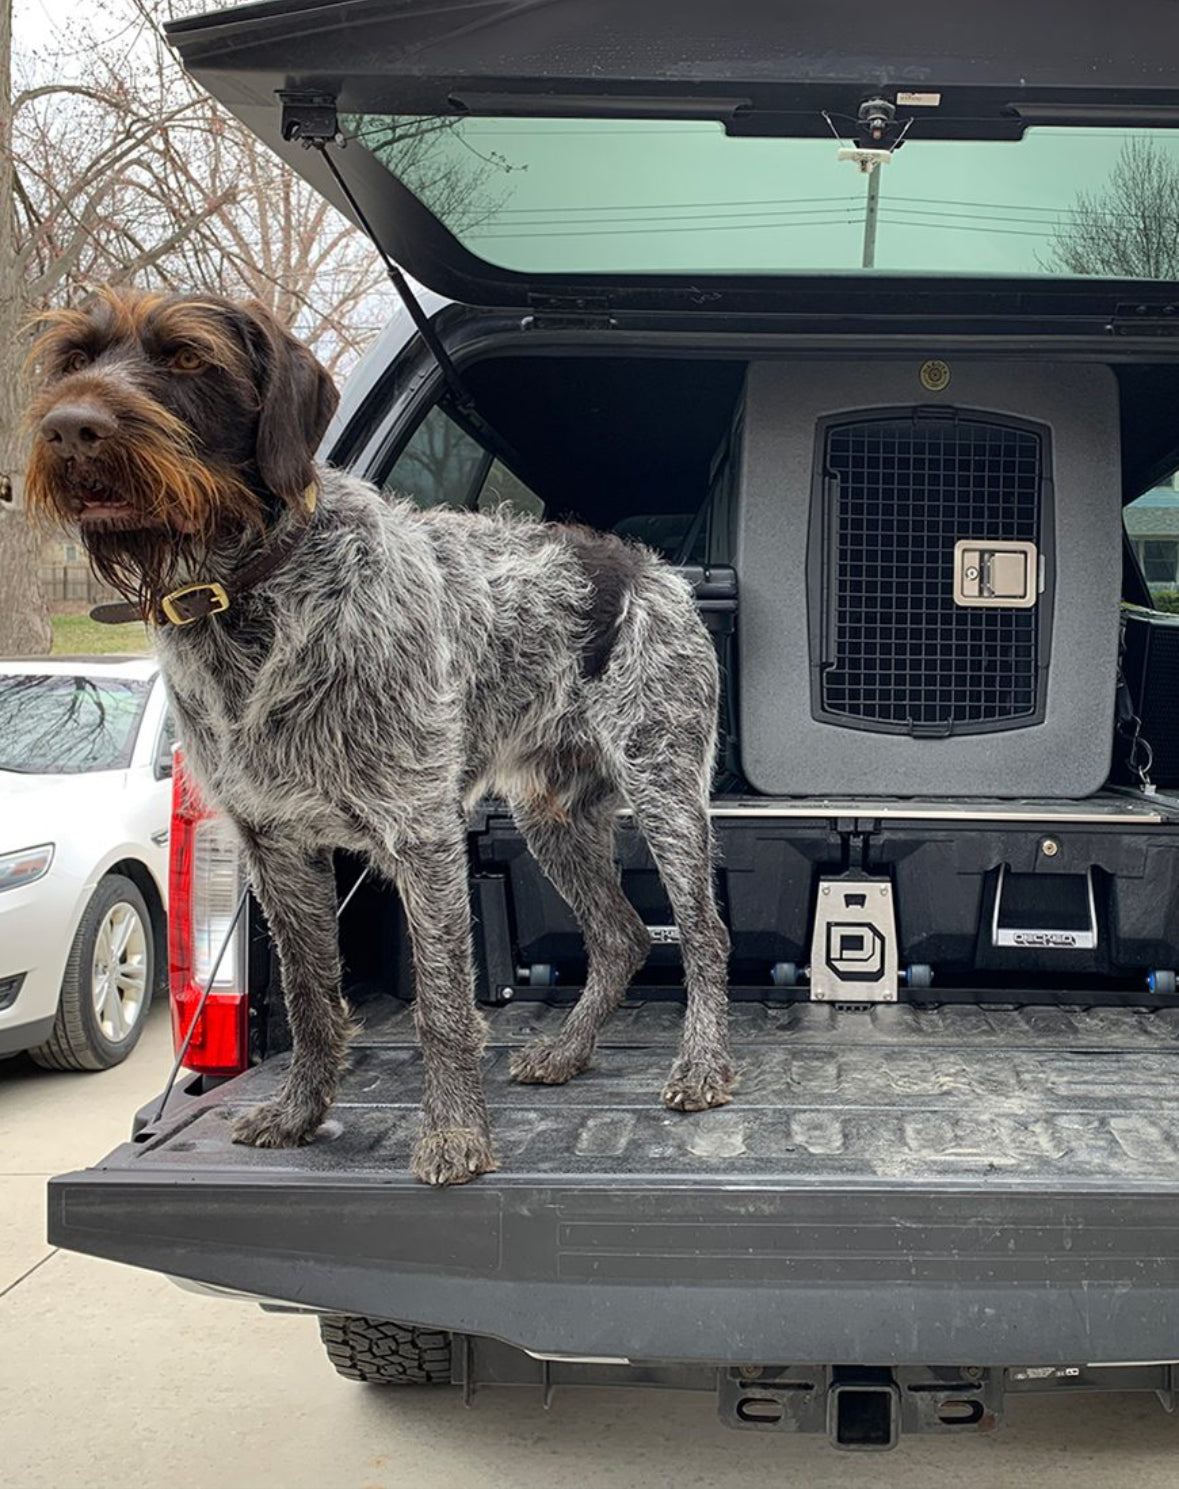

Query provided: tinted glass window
[352,116,1179,283]
[476,458,544,519]
[1126,477,1179,605]
[1143,540,1179,585]
[0,674,151,774]
[383,406,489,509]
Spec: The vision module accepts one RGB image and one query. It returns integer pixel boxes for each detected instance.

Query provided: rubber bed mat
[122,1000,1179,1187]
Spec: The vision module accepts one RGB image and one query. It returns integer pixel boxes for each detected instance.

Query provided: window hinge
[524,294,616,330]
[1108,302,1179,336]
[279,93,340,146]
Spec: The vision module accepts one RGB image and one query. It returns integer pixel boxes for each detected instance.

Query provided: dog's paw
[412,1126,498,1187]
[662,1057,737,1113]
[230,1099,325,1149]
[510,1039,591,1086]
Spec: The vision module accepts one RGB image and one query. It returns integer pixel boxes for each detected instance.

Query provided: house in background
[1125,473,1179,594]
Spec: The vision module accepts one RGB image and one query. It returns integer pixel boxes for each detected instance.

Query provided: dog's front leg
[383,826,497,1186]
[228,827,353,1148]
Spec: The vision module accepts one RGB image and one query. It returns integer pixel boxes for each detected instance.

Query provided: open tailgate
[49,1000,1179,1365]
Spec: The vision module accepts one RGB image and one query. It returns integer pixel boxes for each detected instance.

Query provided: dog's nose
[39,404,116,459]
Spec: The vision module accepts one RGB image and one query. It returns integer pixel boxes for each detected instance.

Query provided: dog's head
[25,290,339,607]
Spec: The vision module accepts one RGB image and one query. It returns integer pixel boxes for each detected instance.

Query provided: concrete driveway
[3,1002,1179,1489]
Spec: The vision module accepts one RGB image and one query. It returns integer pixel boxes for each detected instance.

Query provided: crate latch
[954,539,1040,608]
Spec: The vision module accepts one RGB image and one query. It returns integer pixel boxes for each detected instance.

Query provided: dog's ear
[244,301,340,505]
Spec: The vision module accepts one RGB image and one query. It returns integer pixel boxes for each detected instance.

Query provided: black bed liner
[49,999,1179,1365]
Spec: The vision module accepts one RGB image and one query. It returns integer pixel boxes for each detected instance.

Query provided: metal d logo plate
[920,359,951,392]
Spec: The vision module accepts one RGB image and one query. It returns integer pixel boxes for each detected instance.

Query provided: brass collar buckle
[160,581,231,627]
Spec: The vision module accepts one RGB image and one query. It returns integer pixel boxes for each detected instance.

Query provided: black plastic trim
[0,971,26,1013]
[165,0,1179,143]
[46,1168,1179,1367]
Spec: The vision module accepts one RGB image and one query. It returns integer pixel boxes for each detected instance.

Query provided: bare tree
[156,96,506,373]
[168,143,392,377]
[0,0,47,654]
[1046,137,1179,280]
[88,1,505,371]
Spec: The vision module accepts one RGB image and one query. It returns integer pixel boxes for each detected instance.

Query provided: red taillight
[168,751,248,1077]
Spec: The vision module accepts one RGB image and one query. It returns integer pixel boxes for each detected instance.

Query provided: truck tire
[318,1315,453,1386]
[30,873,155,1072]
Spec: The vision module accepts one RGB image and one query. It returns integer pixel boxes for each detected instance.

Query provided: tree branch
[105,190,237,284]
[12,83,124,113]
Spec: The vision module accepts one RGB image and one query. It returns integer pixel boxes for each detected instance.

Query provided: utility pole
[861,165,881,269]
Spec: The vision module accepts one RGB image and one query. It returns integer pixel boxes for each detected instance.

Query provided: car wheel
[29,873,155,1072]
[318,1316,453,1386]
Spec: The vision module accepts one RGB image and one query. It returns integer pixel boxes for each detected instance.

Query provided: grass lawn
[51,612,150,657]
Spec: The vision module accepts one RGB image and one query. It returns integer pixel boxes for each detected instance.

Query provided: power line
[470,208,1073,241]
[876,214,1056,240]
[888,194,1173,223]
[466,195,1162,231]
[883,206,1069,230]
[485,204,870,229]
[481,204,1079,234]
[470,212,1062,243]
[493,194,863,215]
[519,198,1150,224]
[471,216,862,240]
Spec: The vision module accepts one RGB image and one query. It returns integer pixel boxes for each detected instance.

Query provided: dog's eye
[62,350,89,374]
[170,349,205,373]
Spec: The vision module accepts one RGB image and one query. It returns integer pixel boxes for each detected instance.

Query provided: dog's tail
[593,560,721,808]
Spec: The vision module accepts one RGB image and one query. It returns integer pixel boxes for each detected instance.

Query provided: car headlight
[0,844,54,893]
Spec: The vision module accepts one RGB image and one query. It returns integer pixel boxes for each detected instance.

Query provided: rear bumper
[47,1165,1179,1366]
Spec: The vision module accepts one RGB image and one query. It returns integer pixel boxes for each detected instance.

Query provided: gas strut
[279,94,530,478]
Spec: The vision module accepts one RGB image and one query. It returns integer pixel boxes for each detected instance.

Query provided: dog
[25,290,734,1185]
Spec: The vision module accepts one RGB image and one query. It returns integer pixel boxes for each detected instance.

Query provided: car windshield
[350,117,1179,281]
[0,674,151,774]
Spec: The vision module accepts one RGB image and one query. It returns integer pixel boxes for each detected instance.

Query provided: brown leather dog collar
[91,484,318,628]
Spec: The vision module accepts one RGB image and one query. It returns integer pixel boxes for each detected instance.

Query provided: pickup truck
[48,0,1179,1451]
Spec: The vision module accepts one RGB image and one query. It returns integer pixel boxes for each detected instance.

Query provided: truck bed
[49,1000,1179,1366]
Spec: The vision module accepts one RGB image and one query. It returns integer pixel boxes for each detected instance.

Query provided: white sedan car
[0,656,173,1069]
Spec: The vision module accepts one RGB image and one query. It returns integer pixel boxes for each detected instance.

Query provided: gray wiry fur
[161,471,734,1184]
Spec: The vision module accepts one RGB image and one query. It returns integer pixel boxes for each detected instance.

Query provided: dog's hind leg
[509,779,651,1086]
[229,829,354,1149]
[624,773,735,1112]
[378,821,498,1186]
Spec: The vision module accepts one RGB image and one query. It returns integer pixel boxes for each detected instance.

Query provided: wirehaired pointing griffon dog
[26,291,733,1185]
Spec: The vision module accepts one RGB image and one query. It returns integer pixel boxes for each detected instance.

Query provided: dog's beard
[26,392,263,613]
